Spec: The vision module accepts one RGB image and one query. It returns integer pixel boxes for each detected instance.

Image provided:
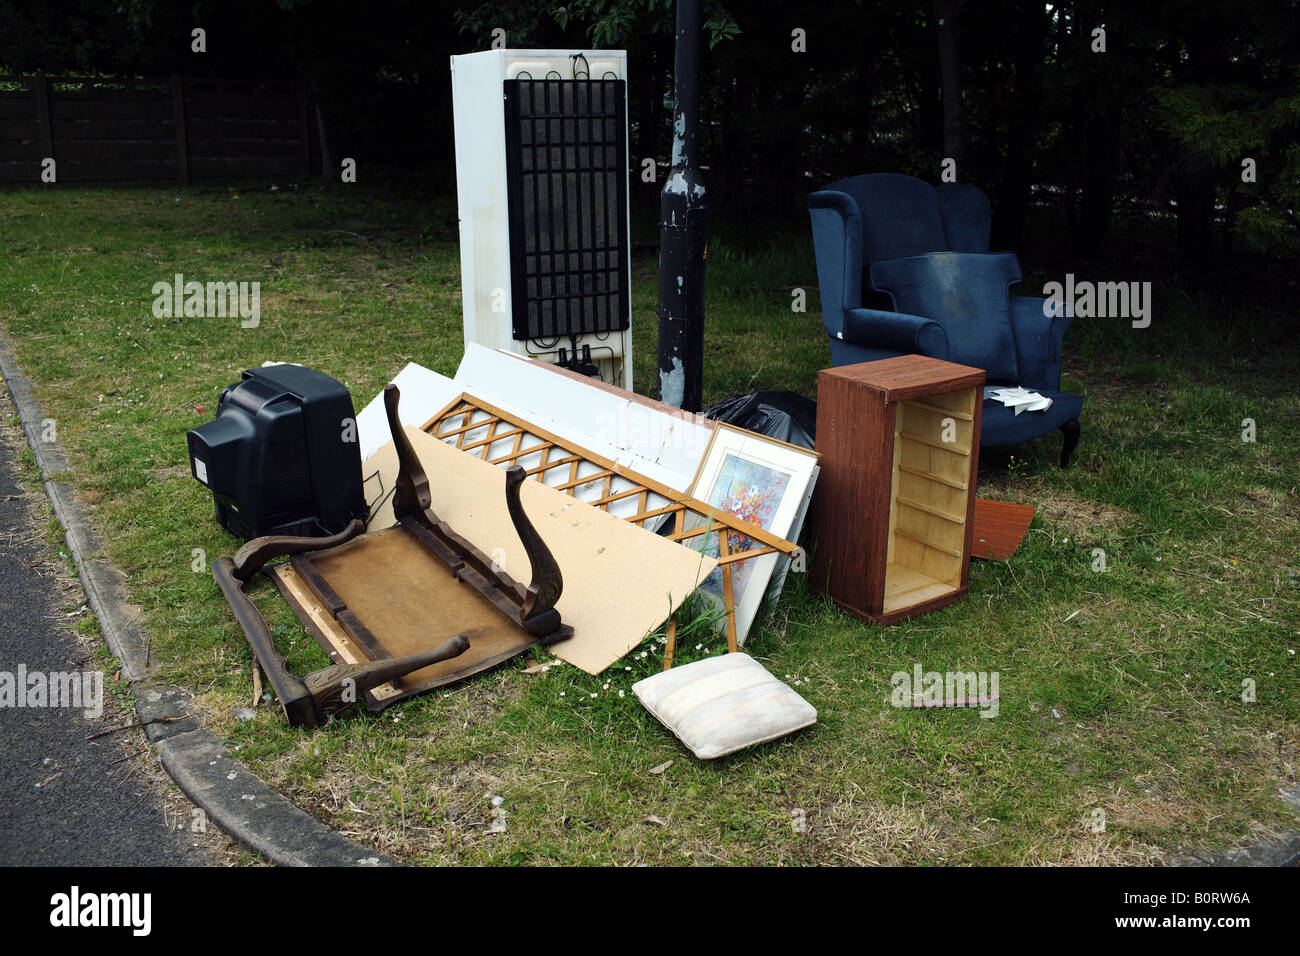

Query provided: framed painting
[685,424,819,646]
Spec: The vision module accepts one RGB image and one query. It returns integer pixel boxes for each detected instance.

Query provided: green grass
[1,183,1296,865]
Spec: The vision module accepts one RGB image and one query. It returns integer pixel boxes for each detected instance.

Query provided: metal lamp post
[656,0,708,411]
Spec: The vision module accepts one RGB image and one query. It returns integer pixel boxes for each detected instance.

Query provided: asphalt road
[0,409,208,866]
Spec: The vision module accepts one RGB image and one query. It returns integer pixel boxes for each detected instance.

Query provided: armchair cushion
[1008,296,1072,393]
[870,251,1023,385]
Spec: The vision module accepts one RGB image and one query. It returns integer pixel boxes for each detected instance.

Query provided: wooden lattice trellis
[420,394,800,666]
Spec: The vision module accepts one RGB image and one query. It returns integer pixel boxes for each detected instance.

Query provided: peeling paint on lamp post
[657,0,707,411]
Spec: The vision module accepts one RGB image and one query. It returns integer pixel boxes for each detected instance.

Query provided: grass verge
[1,183,1296,864]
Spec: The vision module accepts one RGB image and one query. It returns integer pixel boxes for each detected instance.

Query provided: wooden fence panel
[50,118,175,140]
[0,73,315,184]
[55,139,175,162]
[0,85,40,181]
[49,96,174,122]
[0,118,39,138]
[0,97,38,121]
[54,160,179,182]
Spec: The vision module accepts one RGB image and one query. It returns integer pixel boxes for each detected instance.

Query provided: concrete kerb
[0,330,397,867]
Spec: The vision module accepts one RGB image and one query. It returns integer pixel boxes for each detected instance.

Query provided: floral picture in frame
[685,423,819,646]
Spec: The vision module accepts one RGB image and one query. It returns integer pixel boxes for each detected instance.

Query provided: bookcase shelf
[810,356,985,625]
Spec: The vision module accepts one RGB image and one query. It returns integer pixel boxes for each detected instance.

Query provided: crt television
[186,365,367,541]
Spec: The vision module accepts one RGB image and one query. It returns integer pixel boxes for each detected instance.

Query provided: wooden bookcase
[810,355,985,625]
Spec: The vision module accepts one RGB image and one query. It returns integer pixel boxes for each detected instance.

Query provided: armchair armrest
[843,307,949,359]
[808,190,865,339]
[1009,296,1072,391]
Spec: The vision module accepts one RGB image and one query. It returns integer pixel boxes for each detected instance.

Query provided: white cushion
[632,653,817,759]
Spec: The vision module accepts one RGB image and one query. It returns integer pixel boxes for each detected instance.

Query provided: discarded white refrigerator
[450,48,634,389]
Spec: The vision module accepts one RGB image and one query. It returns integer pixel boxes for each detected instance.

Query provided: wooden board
[502,348,717,431]
[406,393,804,667]
[363,426,718,674]
[970,498,1036,560]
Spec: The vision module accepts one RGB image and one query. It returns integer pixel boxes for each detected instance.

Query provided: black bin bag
[703,391,817,450]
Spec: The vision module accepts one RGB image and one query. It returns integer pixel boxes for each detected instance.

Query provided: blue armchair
[808,173,1082,467]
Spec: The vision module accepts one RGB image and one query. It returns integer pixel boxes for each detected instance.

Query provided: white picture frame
[685,423,820,646]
